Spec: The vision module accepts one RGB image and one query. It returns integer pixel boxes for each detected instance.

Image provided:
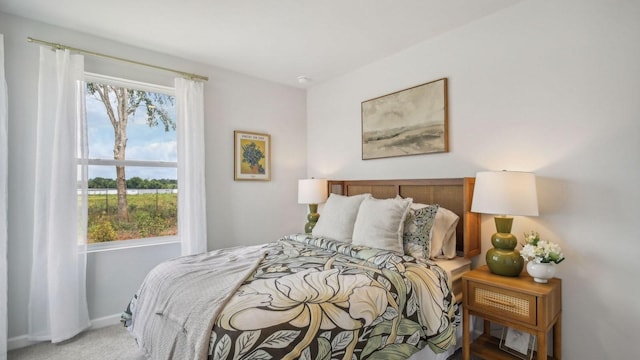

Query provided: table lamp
[298,178,328,233]
[471,171,539,276]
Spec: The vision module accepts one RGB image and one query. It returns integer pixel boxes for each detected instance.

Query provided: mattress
[433,257,472,304]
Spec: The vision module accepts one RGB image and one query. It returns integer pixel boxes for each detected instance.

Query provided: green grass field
[87,192,177,243]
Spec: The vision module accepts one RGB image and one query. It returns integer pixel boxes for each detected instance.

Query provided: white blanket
[130,244,267,360]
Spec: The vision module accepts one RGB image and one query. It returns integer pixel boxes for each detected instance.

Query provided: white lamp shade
[471,171,539,216]
[298,179,328,204]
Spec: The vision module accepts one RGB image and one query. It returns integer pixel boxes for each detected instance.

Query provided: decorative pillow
[403,204,439,259]
[352,196,413,254]
[312,193,370,242]
[432,207,460,259]
[410,203,460,259]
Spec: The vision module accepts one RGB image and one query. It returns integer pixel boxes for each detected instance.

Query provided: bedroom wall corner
[204,72,308,250]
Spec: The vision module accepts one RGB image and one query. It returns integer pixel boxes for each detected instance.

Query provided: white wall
[307,0,639,358]
[1,12,307,342]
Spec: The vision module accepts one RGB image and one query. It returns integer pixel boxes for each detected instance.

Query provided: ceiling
[0,0,524,88]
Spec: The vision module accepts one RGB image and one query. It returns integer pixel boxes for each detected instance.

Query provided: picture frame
[499,327,536,360]
[361,77,448,160]
[234,130,271,181]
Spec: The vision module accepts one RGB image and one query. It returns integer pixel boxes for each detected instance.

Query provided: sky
[86,89,177,181]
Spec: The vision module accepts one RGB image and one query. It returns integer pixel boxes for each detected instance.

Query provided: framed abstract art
[361,78,448,160]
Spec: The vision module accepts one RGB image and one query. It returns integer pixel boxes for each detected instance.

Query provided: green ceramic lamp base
[486,216,524,277]
[304,203,320,233]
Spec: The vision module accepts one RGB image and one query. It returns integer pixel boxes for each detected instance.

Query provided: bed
[122,178,480,360]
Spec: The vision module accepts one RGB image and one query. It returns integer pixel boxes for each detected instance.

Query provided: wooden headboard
[327,178,480,259]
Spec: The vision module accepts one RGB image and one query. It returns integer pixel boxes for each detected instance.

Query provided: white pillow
[312,193,370,242]
[440,226,458,258]
[352,197,412,254]
[431,207,460,259]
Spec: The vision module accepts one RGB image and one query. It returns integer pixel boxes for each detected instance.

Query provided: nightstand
[462,265,562,360]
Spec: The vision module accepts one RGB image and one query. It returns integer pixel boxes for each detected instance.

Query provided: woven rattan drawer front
[469,282,537,325]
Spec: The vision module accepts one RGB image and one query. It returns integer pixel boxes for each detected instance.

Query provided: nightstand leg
[537,330,547,360]
[554,313,562,359]
[463,307,470,360]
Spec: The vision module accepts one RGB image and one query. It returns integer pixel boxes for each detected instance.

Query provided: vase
[486,235,524,277]
[526,262,556,283]
[485,217,524,277]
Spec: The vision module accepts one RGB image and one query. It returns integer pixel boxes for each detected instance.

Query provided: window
[83,74,177,246]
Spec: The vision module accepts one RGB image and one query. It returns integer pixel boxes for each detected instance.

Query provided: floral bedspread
[207,234,458,360]
[123,234,459,360]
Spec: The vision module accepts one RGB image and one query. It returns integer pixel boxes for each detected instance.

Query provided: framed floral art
[234,130,271,181]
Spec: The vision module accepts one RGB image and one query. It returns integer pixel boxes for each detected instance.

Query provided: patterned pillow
[403,204,439,259]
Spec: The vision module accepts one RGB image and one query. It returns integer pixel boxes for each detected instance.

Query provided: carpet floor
[7,325,145,360]
[7,325,470,360]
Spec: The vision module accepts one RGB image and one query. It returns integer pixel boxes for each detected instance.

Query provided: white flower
[520,244,538,261]
[523,230,539,245]
[520,231,565,264]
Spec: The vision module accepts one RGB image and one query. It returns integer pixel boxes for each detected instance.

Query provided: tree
[87,83,175,221]
[88,176,116,189]
[126,176,145,189]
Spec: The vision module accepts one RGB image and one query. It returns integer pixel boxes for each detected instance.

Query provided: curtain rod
[27,37,208,81]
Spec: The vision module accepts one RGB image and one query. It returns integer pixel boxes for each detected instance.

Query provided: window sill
[87,236,180,253]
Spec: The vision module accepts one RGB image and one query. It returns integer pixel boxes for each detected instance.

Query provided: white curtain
[0,34,9,360]
[28,47,90,343]
[175,78,207,256]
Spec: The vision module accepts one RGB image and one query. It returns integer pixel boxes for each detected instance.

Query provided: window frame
[83,73,179,252]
